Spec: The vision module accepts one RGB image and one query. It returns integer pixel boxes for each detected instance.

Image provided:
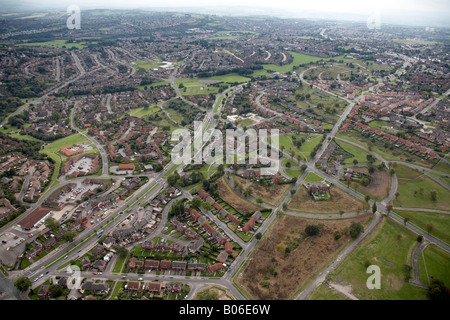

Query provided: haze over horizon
[0,0,449,28]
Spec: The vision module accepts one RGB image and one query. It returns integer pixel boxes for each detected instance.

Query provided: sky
[2,0,450,27]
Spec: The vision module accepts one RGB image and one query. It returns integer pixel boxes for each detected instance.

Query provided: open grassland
[288,86,347,123]
[18,40,91,49]
[352,167,391,201]
[42,133,90,155]
[235,214,370,300]
[328,218,428,300]
[0,124,41,142]
[215,177,262,214]
[336,140,374,165]
[304,172,325,183]
[177,73,250,95]
[418,244,450,287]
[433,161,450,175]
[276,133,322,161]
[126,105,159,118]
[394,164,450,210]
[394,209,450,245]
[336,131,436,169]
[233,175,290,206]
[288,185,364,214]
[131,59,161,72]
[40,133,95,185]
[263,52,325,73]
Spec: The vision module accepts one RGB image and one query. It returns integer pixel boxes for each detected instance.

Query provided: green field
[284,168,303,178]
[0,125,41,142]
[262,51,369,74]
[394,210,450,245]
[236,118,255,128]
[250,68,273,78]
[368,120,404,134]
[263,51,325,73]
[418,244,450,287]
[286,85,347,123]
[304,172,324,182]
[42,133,90,154]
[277,134,322,161]
[17,40,91,49]
[433,161,450,175]
[335,140,373,165]
[394,164,450,210]
[131,59,161,72]
[177,74,249,96]
[328,218,428,300]
[335,131,436,169]
[209,35,239,40]
[40,133,94,185]
[127,106,159,118]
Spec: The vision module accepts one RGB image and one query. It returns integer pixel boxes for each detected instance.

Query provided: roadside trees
[14,277,31,293]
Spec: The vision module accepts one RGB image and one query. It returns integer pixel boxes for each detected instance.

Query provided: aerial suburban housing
[0,2,448,309]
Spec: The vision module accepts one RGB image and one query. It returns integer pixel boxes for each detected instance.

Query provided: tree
[49,284,64,298]
[202,201,213,210]
[14,277,31,293]
[372,202,377,214]
[333,231,341,240]
[386,204,393,216]
[428,279,450,300]
[426,223,434,234]
[360,177,370,186]
[305,224,320,236]
[191,196,202,209]
[116,246,129,258]
[44,217,59,231]
[244,187,253,198]
[349,222,364,239]
[237,183,244,194]
[169,199,185,218]
[167,172,180,186]
[430,190,437,202]
[255,232,262,240]
[64,231,76,242]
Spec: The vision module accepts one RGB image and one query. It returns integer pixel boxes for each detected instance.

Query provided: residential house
[144,260,160,270]
[38,285,50,299]
[216,251,229,263]
[145,282,162,294]
[126,281,142,292]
